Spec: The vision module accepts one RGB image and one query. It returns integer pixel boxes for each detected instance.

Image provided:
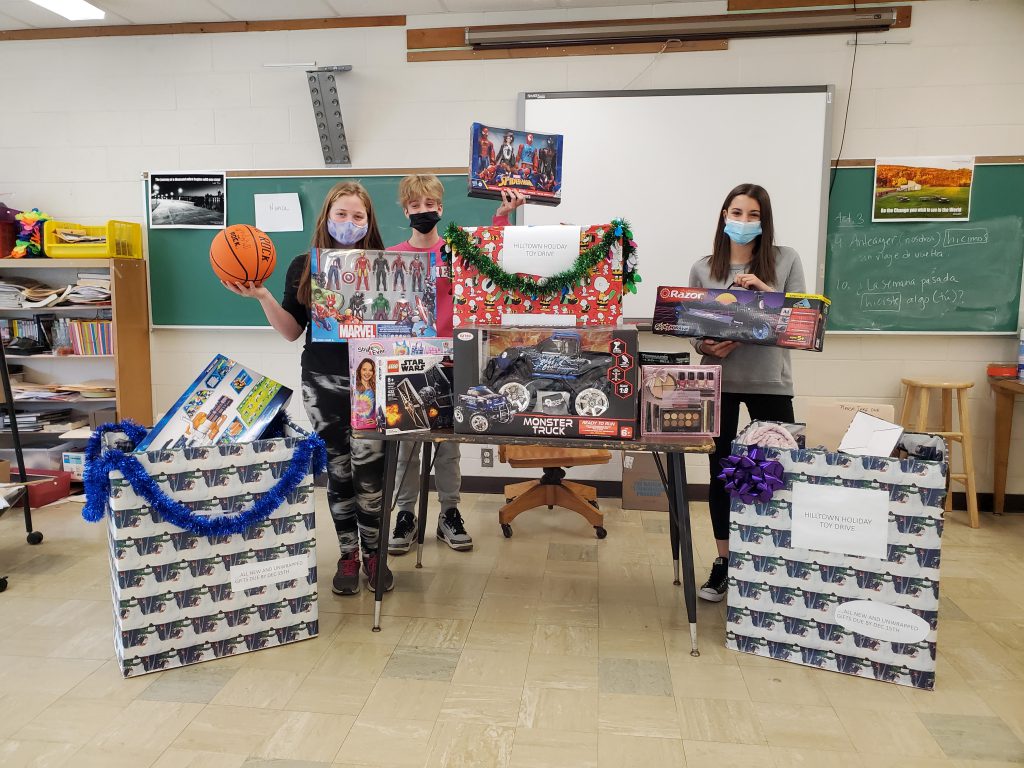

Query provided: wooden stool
[899,377,979,528]
[498,445,611,539]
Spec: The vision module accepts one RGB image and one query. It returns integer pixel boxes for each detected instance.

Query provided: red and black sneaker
[332,551,361,596]
[362,552,394,593]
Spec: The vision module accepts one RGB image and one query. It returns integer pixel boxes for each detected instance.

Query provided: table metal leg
[373,440,399,631]
[668,451,699,657]
[993,388,1014,515]
[416,442,432,568]
[652,452,680,586]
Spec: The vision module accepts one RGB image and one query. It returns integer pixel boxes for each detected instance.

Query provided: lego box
[375,353,454,435]
[453,325,639,440]
[137,355,292,452]
[349,338,453,430]
[652,286,830,351]
[310,248,435,341]
[468,123,562,206]
[640,364,722,437]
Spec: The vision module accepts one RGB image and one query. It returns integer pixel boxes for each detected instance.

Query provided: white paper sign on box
[838,411,904,457]
[254,192,303,232]
[500,225,581,277]
[790,481,889,559]
[834,601,930,643]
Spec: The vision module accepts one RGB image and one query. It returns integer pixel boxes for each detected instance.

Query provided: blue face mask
[328,219,368,246]
[723,218,762,245]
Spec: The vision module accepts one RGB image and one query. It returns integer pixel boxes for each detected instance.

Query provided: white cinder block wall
[2,0,1022,496]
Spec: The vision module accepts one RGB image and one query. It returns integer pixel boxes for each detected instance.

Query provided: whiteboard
[520,87,833,318]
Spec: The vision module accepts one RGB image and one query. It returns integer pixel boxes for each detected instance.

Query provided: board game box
[652,286,830,351]
[468,123,563,206]
[349,337,453,430]
[310,248,435,341]
[375,353,455,435]
[137,355,292,451]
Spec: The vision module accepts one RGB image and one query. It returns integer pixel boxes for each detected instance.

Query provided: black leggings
[709,392,795,542]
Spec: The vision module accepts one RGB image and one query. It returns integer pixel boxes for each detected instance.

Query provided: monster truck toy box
[453,325,639,439]
[376,353,454,435]
[652,286,830,351]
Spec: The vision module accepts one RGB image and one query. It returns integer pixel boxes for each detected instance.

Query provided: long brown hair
[297,181,385,306]
[709,183,777,284]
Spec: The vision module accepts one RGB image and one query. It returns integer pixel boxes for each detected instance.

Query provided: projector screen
[520,86,833,319]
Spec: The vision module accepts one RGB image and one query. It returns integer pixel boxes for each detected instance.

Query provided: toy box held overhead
[453,325,639,440]
[137,355,291,452]
[311,248,435,340]
[375,353,454,435]
[468,123,563,206]
[641,364,722,437]
[348,338,453,430]
[653,286,830,351]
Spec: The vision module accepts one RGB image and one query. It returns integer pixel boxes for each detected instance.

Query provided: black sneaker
[698,556,728,602]
[388,510,416,555]
[332,552,361,596]
[437,508,473,551]
[362,552,394,593]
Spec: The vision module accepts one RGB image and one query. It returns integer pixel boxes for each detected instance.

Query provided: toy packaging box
[375,353,454,434]
[652,286,830,351]
[450,225,624,328]
[468,123,563,206]
[102,421,318,677]
[349,338,453,430]
[453,325,639,439]
[641,364,722,437]
[310,248,436,341]
[137,355,292,452]
[726,421,946,690]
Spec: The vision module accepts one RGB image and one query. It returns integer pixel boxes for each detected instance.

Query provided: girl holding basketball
[689,183,805,603]
[222,181,394,595]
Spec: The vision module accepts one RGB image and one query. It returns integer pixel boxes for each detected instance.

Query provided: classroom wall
[2,0,1023,496]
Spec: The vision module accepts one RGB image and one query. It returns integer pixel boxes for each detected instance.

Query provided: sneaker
[437,508,473,551]
[388,510,416,555]
[362,553,394,593]
[698,556,729,602]
[332,552,361,596]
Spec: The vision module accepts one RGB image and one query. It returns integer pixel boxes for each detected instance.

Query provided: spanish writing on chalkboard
[825,214,1023,332]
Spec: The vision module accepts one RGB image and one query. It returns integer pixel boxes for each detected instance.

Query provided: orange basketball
[210,224,277,285]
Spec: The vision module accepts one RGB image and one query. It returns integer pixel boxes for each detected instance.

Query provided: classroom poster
[149,172,227,228]
[872,156,974,222]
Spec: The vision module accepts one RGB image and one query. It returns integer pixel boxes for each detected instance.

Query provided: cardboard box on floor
[804,401,896,451]
[621,451,668,512]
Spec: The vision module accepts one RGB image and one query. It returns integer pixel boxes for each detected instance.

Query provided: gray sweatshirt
[687,245,806,396]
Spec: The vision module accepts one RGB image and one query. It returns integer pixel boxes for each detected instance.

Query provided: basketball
[210,224,277,285]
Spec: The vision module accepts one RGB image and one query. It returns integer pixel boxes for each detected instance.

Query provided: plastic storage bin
[42,220,142,259]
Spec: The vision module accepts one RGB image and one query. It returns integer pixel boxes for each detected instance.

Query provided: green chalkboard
[147,173,497,327]
[824,165,1024,332]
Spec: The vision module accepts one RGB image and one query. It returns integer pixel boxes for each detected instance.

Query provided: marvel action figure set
[468,123,563,206]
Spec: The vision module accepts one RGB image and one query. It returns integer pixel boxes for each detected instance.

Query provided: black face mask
[409,211,441,234]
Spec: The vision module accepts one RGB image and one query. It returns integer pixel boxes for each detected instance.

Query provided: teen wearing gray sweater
[688,183,806,602]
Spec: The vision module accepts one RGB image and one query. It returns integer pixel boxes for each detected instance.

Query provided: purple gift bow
[718,446,785,504]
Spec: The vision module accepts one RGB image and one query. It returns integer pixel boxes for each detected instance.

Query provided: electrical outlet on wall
[481,448,494,468]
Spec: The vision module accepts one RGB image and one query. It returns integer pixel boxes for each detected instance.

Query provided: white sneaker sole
[437,532,473,551]
[698,588,726,602]
[388,540,413,555]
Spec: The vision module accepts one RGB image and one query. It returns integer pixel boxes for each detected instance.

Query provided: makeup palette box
[652,286,829,351]
[640,364,721,437]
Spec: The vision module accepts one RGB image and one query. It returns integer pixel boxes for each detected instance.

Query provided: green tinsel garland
[442,218,641,298]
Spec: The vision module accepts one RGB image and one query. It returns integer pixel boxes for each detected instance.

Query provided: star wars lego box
[726,422,947,690]
[652,286,830,351]
[375,353,455,435]
[100,420,319,677]
[310,248,436,341]
[453,325,639,440]
[349,338,453,430]
[468,123,563,206]
[137,355,292,452]
[449,224,624,328]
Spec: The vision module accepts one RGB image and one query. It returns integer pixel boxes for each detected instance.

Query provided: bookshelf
[0,258,152,450]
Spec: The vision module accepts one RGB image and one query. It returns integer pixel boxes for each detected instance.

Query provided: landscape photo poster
[148,172,227,229]
[872,156,974,222]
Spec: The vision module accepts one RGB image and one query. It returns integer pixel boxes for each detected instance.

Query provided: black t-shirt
[281,253,349,376]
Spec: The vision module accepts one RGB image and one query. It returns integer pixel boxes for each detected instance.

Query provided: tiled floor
[1,492,1023,767]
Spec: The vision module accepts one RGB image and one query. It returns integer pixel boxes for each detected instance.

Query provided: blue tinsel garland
[82,421,327,537]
